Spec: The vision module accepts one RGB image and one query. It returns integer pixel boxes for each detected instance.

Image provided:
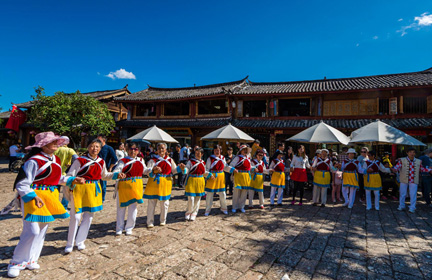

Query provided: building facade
[116,68,432,156]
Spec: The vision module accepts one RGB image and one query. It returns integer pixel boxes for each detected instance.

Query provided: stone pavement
[1,163,432,279]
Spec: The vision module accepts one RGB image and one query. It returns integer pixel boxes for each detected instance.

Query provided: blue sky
[0,0,431,111]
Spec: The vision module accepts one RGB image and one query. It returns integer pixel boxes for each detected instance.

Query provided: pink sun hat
[25,131,70,150]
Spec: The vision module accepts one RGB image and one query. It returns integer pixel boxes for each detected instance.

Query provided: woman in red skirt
[290,145,311,205]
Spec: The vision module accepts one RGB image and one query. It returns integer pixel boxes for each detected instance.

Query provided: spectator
[382,151,393,168]
[54,143,78,209]
[419,148,432,208]
[357,147,369,202]
[97,135,118,202]
[338,147,348,163]
[271,142,285,161]
[381,162,398,201]
[285,146,293,196]
[116,143,127,160]
[251,139,262,156]
[225,147,234,195]
[8,142,19,172]
[172,144,181,187]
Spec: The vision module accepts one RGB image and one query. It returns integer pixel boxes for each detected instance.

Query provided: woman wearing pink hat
[8,132,85,278]
[229,144,250,213]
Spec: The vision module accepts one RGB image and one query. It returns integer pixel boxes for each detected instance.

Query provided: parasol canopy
[201,124,254,142]
[349,120,426,146]
[127,125,178,143]
[287,121,350,145]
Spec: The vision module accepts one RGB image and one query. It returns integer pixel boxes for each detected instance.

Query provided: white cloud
[398,18,403,22]
[356,43,360,47]
[398,12,432,36]
[373,36,379,40]
[97,72,100,75]
[105,68,136,80]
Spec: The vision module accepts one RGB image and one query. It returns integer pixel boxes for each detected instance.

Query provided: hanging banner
[389,97,397,115]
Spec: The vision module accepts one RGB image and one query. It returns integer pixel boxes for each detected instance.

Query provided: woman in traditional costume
[65,139,125,253]
[362,150,390,210]
[8,132,84,278]
[113,142,152,235]
[248,150,268,209]
[229,144,250,213]
[143,142,185,227]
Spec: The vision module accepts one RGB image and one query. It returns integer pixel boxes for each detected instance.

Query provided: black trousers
[8,156,17,171]
[292,181,306,202]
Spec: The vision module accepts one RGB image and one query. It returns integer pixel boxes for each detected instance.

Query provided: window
[164,102,189,116]
[379,98,389,115]
[135,104,156,117]
[198,99,228,115]
[279,98,310,116]
[243,100,267,117]
[403,97,427,114]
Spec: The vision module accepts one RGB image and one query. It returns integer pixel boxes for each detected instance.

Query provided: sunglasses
[129,148,139,151]
[361,151,367,153]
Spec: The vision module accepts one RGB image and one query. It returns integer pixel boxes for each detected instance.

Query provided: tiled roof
[238,67,432,95]
[115,77,248,101]
[0,110,12,119]
[117,117,231,128]
[14,86,130,108]
[117,117,432,130]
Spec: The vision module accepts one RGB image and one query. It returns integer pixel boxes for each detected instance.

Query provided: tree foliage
[28,86,116,148]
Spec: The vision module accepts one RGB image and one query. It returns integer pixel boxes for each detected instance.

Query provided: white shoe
[397,206,405,211]
[147,224,154,228]
[232,209,237,213]
[125,230,132,236]
[204,212,210,216]
[342,203,348,207]
[222,211,228,215]
[115,231,122,236]
[190,214,196,221]
[64,246,73,254]
[160,222,166,226]
[240,208,245,213]
[77,243,86,251]
[7,267,21,278]
[27,262,40,270]
[185,214,191,220]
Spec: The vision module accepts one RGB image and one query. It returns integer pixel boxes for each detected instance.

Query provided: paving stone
[315,261,339,278]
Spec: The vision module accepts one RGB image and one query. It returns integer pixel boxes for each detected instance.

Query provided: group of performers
[7,131,432,277]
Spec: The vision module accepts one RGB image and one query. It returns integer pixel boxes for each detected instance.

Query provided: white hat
[321,149,329,154]
[347,148,357,154]
[315,149,322,154]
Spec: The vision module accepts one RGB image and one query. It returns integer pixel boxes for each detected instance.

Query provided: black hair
[213,145,222,152]
[13,147,43,191]
[368,150,376,157]
[195,147,204,154]
[97,134,107,141]
[406,147,416,153]
[88,139,103,147]
[277,143,285,148]
[128,142,138,149]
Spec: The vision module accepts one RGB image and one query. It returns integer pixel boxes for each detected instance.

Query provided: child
[332,160,343,203]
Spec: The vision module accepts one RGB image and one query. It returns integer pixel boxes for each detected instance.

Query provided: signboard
[274,130,283,134]
[389,97,397,115]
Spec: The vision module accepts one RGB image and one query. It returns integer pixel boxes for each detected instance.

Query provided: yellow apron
[270,171,286,188]
[118,177,144,207]
[251,173,264,192]
[313,171,331,188]
[234,170,251,190]
[72,180,103,213]
[143,174,172,201]
[23,185,69,223]
[343,171,359,189]
[185,175,205,196]
[205,171,226,192]
[364,173,382,190]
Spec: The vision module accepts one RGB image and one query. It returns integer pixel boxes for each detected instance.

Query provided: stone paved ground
[1,161,432,280]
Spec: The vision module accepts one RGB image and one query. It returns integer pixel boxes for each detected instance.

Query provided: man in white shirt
[9,142,19,172]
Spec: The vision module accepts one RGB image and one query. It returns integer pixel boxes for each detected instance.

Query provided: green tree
[28,86,116,148]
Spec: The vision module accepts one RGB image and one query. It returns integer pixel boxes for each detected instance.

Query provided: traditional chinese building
[116,67,432,155]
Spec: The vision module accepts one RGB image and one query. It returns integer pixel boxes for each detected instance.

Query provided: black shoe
[277,203,283,207]
[312,203,318,206]
[321,204,325,207]
[270,204,275,207]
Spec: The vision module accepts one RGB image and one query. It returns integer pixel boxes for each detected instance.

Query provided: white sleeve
[230,156,239,168]
[312,158,318,168]
[141,159,152,175]
[305,157,311,169]
[206,158,211,171]
[15,160,38,203]
[379,163,391,173]
[101,162,119,181]
[269,161,275,170]
[113,160,125,173]
[171,159,181,175]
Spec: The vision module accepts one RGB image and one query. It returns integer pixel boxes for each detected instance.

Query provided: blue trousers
[422,176,432,205]
[100,180,107,202]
